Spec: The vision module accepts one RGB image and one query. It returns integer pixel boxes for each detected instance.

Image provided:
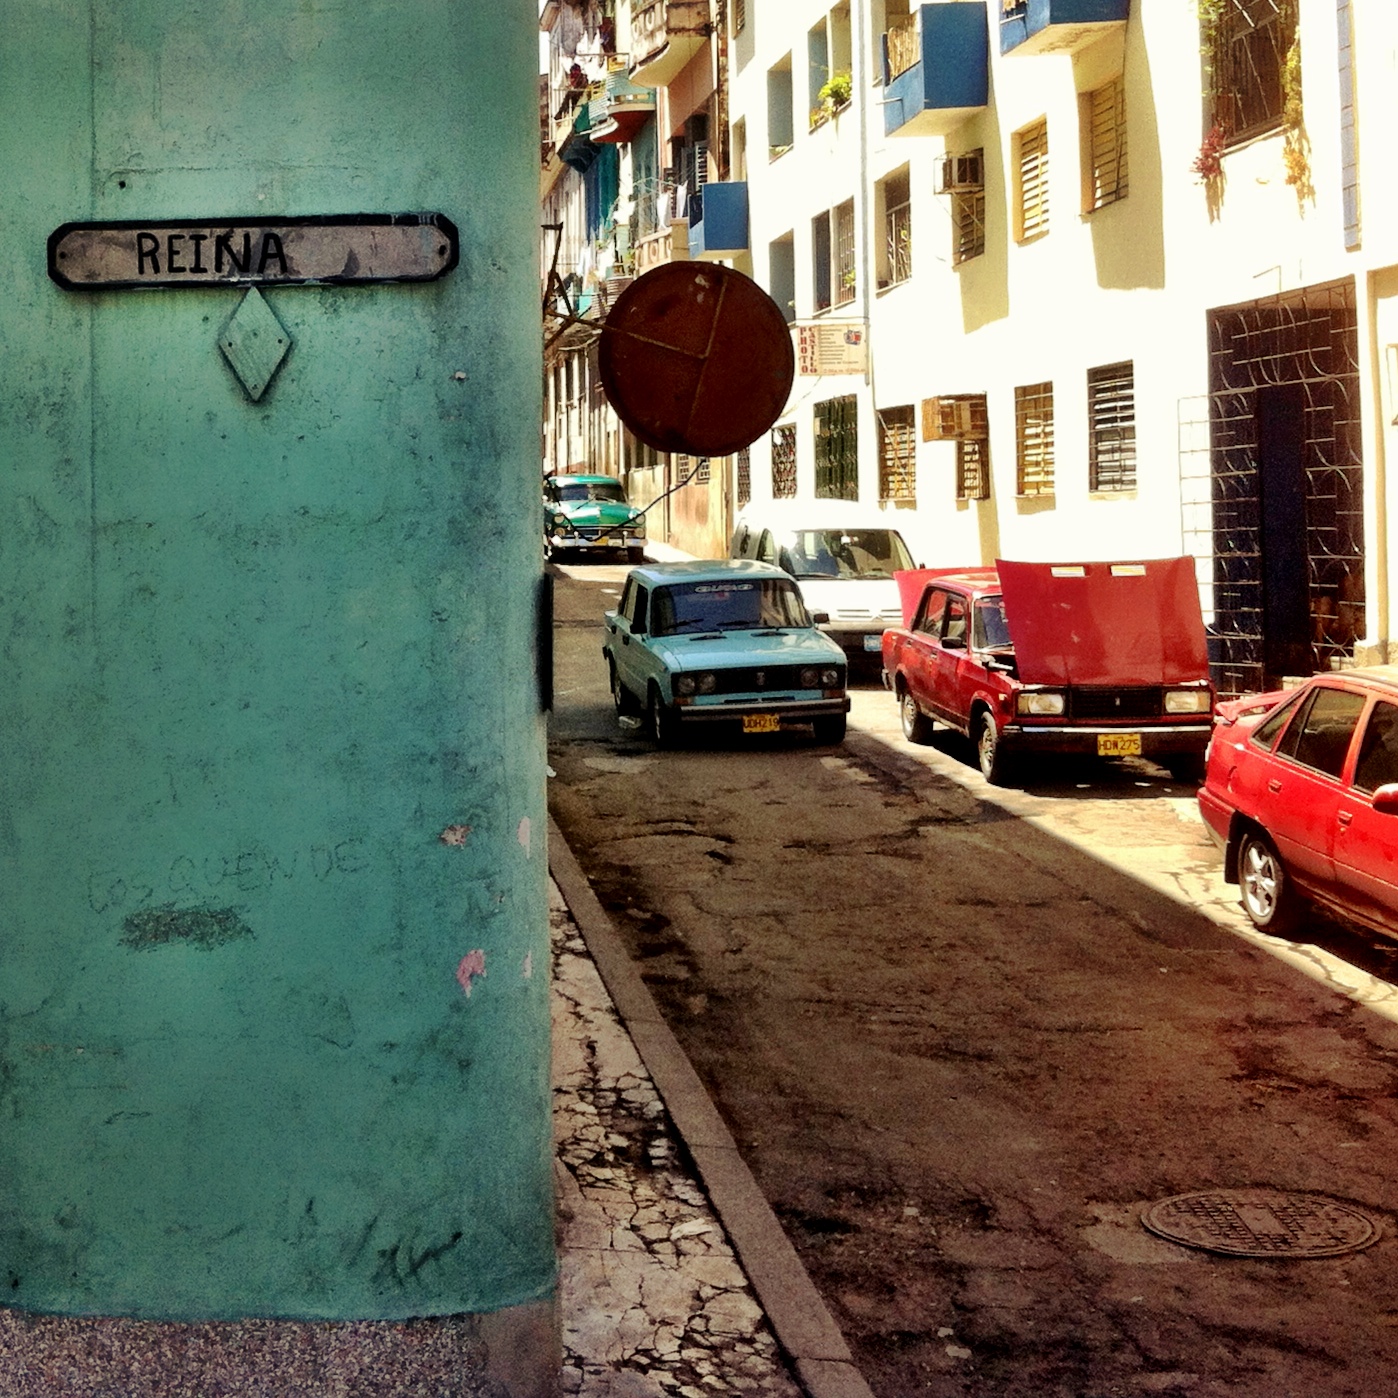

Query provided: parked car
[730,512,915,672]
[545,473,646,562]
[882,558,1214,785]
[602,559,849,745]
[1198,666,1398,939]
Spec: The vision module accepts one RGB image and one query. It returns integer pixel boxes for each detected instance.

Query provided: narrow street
[549,560,1398,1398]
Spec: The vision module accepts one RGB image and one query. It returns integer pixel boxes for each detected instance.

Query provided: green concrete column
[0,0,553,1336]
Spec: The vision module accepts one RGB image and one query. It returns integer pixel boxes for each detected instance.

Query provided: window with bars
[958,438,991,501]
[736,446,751,508]
[1087,362,1136,491]
[1014,119,1049,241]
[1207,0,1296,145]
[834,198,856,305]
[880,166,912,286]
[815,396,859,500]
[732,0,746,34]
[953,187,985,265]
[878,405,916,504]
[1014,382,1054,495]
[1083,76,1127,210]
[771,423,797,497]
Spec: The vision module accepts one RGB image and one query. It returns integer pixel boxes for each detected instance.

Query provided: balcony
[631,0,710,88]
[882,4,988,139]
[587,68,656,144]
[687,182,749,261]
[999,0,1129,56]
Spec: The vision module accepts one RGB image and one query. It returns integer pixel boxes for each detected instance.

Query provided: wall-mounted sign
[48,213,458,291]
[794,321,868,375]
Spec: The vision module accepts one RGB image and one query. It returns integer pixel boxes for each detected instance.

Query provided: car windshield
[651,579,810,635]
[972,596,1012,650]
[556,481,626,504]
[780,529,914,581]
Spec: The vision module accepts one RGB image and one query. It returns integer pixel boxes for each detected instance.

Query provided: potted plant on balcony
[819,70,853,114]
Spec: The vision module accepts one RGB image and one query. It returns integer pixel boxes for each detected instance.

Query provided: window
[768,57,794,157]
[915,589,949,637]
[1088,362,1136,491]
[1015,382,1054,496]
[937,150,985,265]
[878,405,916,504]
[1354,701,1398,793]
[736,446,751,509]
[772,423,797,498]
[1277,686,1365,778]
[879,166,912,286]
[1014,119,1049,241]
[732,0,746,34]
[834,198,856,305]
[815,396,859,501]
[770,232,796,323]
[1083,75,1128,210]
[1207,0,1297,145]
[924,394,989,501]
[812,212,832,312]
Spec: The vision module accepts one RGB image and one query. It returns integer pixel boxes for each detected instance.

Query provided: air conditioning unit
[921,396,978,441]
[935,150,984,195]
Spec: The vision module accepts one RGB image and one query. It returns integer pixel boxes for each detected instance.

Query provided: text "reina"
[135,229,289,277]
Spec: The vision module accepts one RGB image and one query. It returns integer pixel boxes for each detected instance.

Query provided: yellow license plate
[1097,732,1142,757]
[743,713,781,734]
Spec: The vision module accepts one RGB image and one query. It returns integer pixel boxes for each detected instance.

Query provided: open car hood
[997,558,1209,687]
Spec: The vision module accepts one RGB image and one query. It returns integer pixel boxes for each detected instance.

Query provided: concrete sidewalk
[550,819,874,1398]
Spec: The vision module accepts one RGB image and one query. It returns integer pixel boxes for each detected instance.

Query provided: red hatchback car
[1199,666,1398,938]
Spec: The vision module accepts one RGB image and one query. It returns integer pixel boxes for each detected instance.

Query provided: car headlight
[1165,688,1213,714]
[822,668,842,688]
[1016,691,1065,716]
[675,673,717,697]
[630,514,647,535]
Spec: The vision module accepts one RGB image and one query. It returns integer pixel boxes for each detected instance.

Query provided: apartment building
[543,0,1398,694]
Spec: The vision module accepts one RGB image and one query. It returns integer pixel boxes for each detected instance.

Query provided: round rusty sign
[1141,1189,1381,1259]
[599,262,796,457]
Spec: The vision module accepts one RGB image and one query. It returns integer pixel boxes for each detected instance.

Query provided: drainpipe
[854,0,876,491]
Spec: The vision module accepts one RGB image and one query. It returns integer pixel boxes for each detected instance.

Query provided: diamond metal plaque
[1141,1189,1381,1259]
[219,288,292,401]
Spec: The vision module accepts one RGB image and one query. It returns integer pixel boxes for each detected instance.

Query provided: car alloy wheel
[1237,830,1302,936]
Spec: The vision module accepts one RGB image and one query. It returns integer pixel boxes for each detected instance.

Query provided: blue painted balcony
[999,0,1129,57]
[687,182,749,262]
[882,4,989,140]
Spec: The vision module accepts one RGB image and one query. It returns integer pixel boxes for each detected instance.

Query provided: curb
[547,815,876,1398]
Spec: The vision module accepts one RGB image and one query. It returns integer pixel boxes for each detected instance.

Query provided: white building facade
[723,0,1396,695]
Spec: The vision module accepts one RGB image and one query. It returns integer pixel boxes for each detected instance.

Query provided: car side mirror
[1371,783,1398,814]
[811,611,830,625]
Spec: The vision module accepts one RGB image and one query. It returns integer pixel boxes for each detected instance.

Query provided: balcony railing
[999,0,1130,57]
[631,0,710,88]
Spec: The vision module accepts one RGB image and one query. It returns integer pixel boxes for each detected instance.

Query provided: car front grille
[706,664,843,695]
[1068,687,1166,720]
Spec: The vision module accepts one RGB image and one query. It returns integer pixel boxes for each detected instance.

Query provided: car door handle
[1267,779,1282,793]
[1338,810,1354,826]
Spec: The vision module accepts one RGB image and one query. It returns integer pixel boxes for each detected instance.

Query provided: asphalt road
[548,560,1398,1398]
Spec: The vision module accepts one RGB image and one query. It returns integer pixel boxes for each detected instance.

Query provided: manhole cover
[1141,1189,1381,1258]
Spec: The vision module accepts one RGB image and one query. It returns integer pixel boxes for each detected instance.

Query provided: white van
[730,511,917,672]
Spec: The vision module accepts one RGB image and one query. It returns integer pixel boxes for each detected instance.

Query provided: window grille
[695,454,711,485]
[1086,76,1128,210]
[1015,382,1054,495]
[953,187,986,265]
[1088,361,1136,491]
[1208,0,1295,144]
[833,199,856,305]
[957,438,991,501]
[771,423,797,498]
[878,405,917,504]
[1015,119,1049,241]
[815,396,859,501]
[737,446,751,508]
[883,167,911,285]
[733,0,746,34]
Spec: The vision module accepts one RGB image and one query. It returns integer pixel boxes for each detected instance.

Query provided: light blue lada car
[602,560,849,745]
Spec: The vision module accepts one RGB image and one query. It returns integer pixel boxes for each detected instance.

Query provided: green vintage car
[544,473,647,563]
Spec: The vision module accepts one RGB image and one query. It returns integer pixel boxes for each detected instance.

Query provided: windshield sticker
[691,583,756,594]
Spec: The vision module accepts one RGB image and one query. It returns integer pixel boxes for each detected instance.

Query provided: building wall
[1,0,553,1350]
